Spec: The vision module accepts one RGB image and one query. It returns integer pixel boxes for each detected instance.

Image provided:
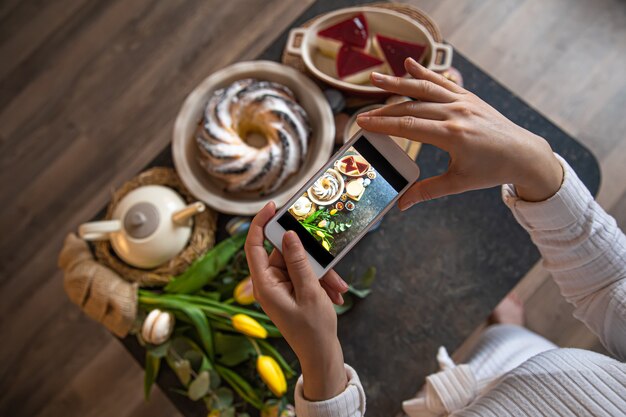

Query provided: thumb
[399,172,463,210]
[281,231,318,298]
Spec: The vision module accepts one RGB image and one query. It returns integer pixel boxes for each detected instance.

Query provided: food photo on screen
[287,144,399,257]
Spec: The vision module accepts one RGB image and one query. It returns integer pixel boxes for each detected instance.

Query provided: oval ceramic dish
[172,61,335,215]
[286,7,453,95]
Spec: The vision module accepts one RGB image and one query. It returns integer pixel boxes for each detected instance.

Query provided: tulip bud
[257,355,287,397]
[317,219,327,228]
[234,276,255,305]
[316,230,324,238]
[231,314,268,339]
[330,209,337,215]
[322,241,330,251]
[141,309,175,345]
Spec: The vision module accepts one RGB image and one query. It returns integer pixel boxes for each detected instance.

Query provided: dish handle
[429,43,454,72]
[286,28,307,56]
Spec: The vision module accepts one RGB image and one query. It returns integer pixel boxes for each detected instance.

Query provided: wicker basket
[94,167,217,286]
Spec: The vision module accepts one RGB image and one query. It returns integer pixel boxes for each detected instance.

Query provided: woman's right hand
[356,58,563,209]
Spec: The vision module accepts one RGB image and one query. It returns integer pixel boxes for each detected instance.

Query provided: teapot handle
[172,202,206,225]
[79,220,122,241]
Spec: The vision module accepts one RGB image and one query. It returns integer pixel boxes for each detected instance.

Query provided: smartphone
[264,129,420,278]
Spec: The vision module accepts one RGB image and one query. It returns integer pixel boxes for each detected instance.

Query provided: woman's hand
[357,58,563,209]
[245,202,349,400]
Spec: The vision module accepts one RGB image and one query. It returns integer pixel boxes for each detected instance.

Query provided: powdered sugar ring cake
[307,169,344,206]
[196,79,311,194]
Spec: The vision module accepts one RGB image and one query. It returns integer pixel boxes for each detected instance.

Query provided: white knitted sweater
[294,156,626,417]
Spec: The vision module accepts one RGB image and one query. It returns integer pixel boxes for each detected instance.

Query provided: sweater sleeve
[294,364,366,417]
[502,154,626,360]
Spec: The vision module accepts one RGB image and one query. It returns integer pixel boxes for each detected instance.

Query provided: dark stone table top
[118,1,601,416]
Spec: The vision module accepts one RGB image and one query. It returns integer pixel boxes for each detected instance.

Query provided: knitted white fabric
[295,364,366,417]
[294,155,626,416]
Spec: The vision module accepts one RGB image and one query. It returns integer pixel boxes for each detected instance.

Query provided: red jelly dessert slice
[373,34,428,77]
[356,161,368,173]
[318,13,369,49]
[336,45,385,84]
[344,157,356,173]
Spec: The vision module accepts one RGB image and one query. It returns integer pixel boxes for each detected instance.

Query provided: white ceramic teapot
[79,185,205,269]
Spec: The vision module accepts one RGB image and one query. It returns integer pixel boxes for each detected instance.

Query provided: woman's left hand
[245,202,349,400]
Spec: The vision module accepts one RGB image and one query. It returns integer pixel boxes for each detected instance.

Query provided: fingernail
[406,57,418,66]
[339,278,349,291]
[371,72,384,82]
[357,115,370,123]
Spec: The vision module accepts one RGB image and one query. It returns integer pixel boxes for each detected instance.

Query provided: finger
[321,280,344,305]
[281,231,317,297]
[360,100,447,121]
[321,269,349,294]
[370,71,457,103]
[356,115,451,150]
[405,58,466,94]
[244,202,275,279]
[398,172,466,210]
[268,248,286,269]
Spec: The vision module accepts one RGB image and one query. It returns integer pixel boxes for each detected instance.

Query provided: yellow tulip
[330,209,337,215]
[322,241,330,251]
[316,230,324,237]
[257,355,287,397]
[207,411,220,417]
[231,314,268,339]
[234,276,255,305]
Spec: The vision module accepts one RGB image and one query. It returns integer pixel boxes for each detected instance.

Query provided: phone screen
[277,135,408,267]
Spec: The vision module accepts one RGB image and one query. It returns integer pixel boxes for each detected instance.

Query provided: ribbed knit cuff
[502,154,594,231]
[295,364,366,417]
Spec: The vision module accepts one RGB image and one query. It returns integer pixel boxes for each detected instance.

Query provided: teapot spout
[172,202,205,225]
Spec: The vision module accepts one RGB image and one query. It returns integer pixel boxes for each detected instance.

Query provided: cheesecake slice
[336,45,385,85]
[316,13,370,58]
[373,34,428,77]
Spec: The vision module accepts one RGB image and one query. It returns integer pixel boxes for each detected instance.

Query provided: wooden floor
[1,0,624,415]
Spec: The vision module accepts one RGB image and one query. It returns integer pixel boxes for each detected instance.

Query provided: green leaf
[304,209,323,224]
[197,291,221,301]
[171,359,192,386]
[360,266,377,288]
[165,233,247,294]
[214,333,255,366]
[215,365,263,410]
[333,294,354,315]
[208,369,221,390]
[348,286,371,299]
[182,306,215,360]
[214,386,234,409]
[144,351,161,400]
[220,408,236,417]
[188,370,210,401]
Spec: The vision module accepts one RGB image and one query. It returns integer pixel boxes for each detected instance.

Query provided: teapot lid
[124,202,160,239]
